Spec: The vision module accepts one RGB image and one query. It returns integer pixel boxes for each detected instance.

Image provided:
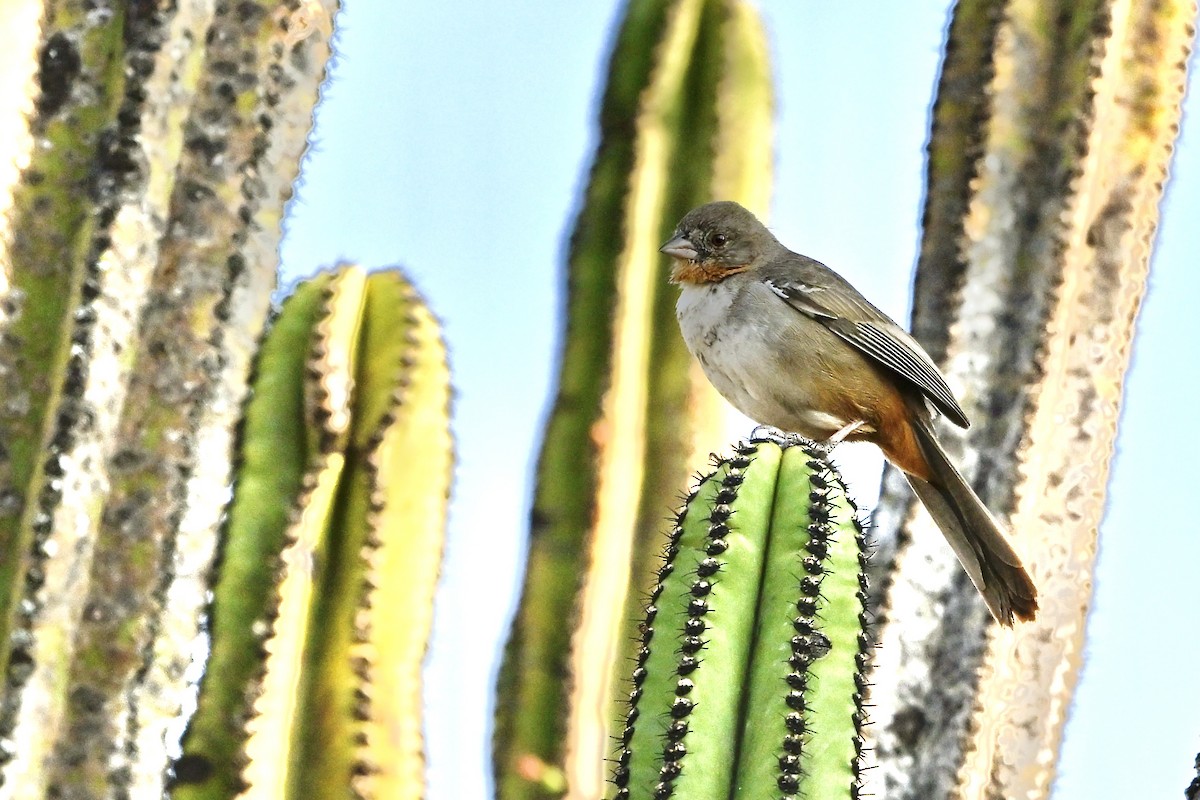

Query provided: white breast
[675,282,774,416]
[674,280,852,437]
[675,282,737,350]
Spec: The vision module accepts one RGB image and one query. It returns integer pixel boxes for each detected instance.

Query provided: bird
[659,200,1037,625]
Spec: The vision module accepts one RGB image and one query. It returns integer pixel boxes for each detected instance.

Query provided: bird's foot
[749,426,831,455]
[749,420,869,458]
[748,425,790,445]
[823,419,867,448]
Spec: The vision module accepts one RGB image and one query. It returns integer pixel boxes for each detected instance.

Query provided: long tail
[906,419,1038,626]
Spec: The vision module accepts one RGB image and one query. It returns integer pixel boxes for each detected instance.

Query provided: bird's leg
[824,419,867,447]
[802,420,868,457]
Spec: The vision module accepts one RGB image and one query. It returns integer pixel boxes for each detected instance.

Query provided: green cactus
[611,439,869,800]
[494,0,773,796]
[0,5,453,798]
[173,265,452,800]
[0,2,337,795]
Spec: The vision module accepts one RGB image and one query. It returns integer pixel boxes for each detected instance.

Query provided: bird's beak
[659,235,698,261]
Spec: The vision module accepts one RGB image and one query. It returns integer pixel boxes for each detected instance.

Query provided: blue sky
[280,3,1200,798]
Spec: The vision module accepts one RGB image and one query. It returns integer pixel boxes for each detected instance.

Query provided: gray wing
[762,257,970,429]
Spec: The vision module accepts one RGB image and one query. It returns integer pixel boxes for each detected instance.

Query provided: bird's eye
[711,233,728,248]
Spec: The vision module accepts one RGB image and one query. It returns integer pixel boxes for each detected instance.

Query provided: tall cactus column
[0,2,338,797]
[175,265,452,800]
[865,2,1198,799]
[493,0,773,798]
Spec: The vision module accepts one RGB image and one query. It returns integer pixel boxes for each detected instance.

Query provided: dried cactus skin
[906,0,1005,367]
[0,2,337,796]
[493,1,773,797]
[0,3,143,677]
[0,4,126,566]
[866,2,1199,799]
[174,265,452,800]
[612,441,868,800]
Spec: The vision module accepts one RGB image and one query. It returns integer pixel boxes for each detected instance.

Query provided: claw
[748,425,789,445]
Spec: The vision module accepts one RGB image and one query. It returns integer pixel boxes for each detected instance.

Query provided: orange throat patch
[669,260,748,285]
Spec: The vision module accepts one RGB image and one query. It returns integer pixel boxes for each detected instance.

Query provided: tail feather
[907,421,1038,626]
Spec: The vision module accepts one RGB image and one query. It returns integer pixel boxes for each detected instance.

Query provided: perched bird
[660,200,1037,625]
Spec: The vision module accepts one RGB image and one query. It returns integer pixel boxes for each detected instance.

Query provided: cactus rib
[612,441,868,800]
[175,265,452,800]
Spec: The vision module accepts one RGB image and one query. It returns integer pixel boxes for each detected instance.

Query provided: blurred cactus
[493,0,773,797]
[865,2,1198,799]
[0,2,337,796]
[174,265,452,800]
[610,439,869,800]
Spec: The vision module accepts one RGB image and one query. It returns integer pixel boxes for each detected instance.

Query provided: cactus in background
[493,0,773,797]
[0,2,338,796]
[174,265,452,800]
[610,439,869,800]
[865,2,1197,799]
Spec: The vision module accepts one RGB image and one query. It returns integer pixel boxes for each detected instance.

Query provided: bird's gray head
[660,201,778,285]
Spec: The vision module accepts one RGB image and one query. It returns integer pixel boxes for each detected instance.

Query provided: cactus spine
[866,2,1198,798]
[494,0,773,797]
[174,265,452,800]
[613,440,869,800]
